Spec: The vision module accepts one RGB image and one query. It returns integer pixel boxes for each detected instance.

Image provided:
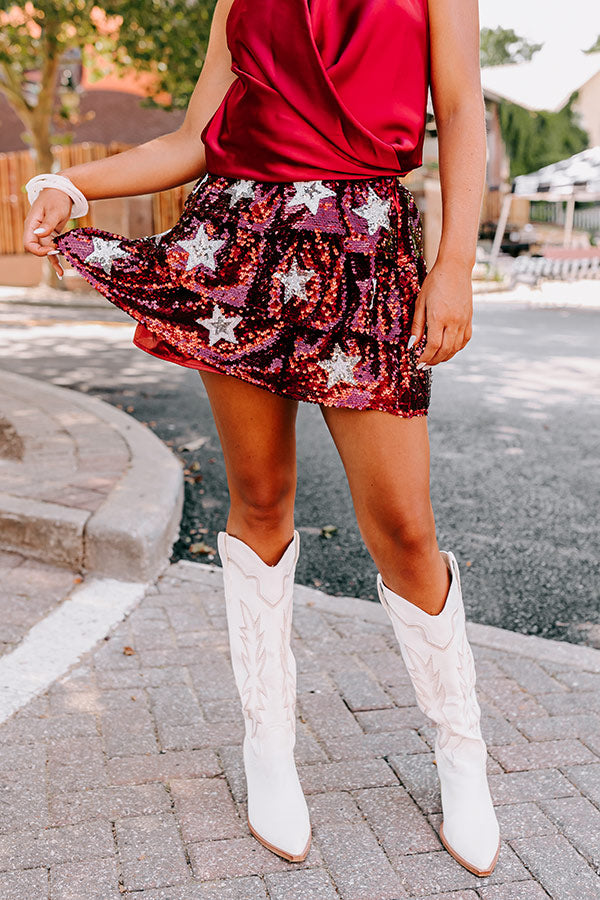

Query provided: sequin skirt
[54,172,432,416]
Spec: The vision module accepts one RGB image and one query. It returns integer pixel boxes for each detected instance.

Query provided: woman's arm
[24,0,236,269]
[410,0,487,367]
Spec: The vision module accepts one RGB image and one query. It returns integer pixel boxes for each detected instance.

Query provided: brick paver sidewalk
[1,561,599,900]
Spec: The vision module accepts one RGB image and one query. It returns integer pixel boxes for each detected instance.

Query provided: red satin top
[201,0,430,180]
[135,0,430,369]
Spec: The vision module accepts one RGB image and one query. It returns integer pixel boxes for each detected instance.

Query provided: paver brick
[50,857,121,899]
[495,657,567,695]
[0,868,49,900]
[477,677,547,720]
[107,750,221,784]
[514,713,600,742]
[0,820,114,871]
[494,802,557,840]
[116,814,189,891]
[0,712,98,744]
[0,776,48,834]
[101,707,158,757]
[511,834,600,899]
[306,791,363,825]
[188,836,319,879]
[156,720,245,752]
[314,821,407,899]
[298,757,398,794]
[322,727,428,761]
[478,884,549,899]
[555,670,600,692]
[536,690,600,716]
[392,844,530,896]
[562,762,600,804]
[264,867,339,900]
[47,736,108,793]
[333,668,394,711]
[356,784,441,856]
[541,796,600,870]
[297,691,363,742]
[170,777,245,841]
[355,706,427,732]
[419,894,479,900]
[488,769,578,805]
[49,784,171,826]
[359,649,412,687]
[490,738,596,772]
[388,753,441,814]
[148,684,204,727]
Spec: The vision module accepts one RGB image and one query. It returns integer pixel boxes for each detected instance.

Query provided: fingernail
[417,362,431,370]
[56,273,63,280]
[407,334,417,350]
[33,227,46,234]
[47,249,60,255]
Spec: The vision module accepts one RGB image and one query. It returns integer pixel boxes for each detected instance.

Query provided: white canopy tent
[489,146,600,268]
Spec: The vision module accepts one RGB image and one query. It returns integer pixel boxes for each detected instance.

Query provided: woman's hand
[409,259,473,367]
[23,188,73,279]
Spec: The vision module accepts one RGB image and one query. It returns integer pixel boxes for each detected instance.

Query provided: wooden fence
[0,142,192,255]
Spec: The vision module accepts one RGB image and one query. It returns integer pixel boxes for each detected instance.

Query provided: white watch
[25,173,89,218]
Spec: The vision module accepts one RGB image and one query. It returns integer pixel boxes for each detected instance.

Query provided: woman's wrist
[24,173,89,218]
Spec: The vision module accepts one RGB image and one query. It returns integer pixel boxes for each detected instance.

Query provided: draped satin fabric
[201,0,430,180]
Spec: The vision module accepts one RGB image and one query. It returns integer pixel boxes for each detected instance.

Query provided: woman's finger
[416,322,443,366]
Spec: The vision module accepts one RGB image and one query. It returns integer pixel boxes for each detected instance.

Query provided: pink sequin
[54,172,432,417]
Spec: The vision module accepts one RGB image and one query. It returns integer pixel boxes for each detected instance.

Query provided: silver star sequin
[177,223,226,272]
[351,186,391,235]
[197,305,242,346]
[317,344,362,388]
[85,237,130,274]
[274,258,317,303]
[286,180,337,215]
[224,179,256,207]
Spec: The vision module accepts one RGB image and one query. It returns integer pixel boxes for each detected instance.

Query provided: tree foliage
[0,0,215,171]
[498,92,589,178]
[480,26,543,68]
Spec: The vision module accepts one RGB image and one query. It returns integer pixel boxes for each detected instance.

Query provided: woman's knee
[230,467,296,525]
[362,499,438,558]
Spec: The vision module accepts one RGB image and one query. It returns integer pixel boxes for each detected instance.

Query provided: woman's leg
[199,372,311,863]
[320,404,500,876]
[319,406,448,613]
[200,371,298,563]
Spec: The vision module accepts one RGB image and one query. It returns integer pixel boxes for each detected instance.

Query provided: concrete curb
[0,371,184,582]
[173,559,600,672]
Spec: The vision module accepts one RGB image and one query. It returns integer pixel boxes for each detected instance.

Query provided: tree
[480,26,543,68]
[0,0,214,173]
[498,92,589,178]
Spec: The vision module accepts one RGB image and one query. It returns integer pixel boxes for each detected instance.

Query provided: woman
[23,0,500,877]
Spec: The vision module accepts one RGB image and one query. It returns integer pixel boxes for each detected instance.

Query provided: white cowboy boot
[377,550,500,876]
[217,529,311,862]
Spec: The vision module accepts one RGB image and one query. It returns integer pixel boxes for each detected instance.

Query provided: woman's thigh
[199,371,299,536]
[319,406,437,553]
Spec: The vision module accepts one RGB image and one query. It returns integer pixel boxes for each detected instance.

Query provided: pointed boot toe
[439,820,500,877]
[244,731,311,862]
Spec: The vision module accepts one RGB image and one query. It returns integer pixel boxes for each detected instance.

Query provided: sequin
[53,172,432,417]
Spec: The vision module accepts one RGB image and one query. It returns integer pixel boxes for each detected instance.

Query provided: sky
[478,0,600,54]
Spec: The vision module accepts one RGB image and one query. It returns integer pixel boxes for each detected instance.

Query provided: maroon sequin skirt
[54,172,432,416]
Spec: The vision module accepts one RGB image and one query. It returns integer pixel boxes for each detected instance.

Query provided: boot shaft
[218,531,300,739]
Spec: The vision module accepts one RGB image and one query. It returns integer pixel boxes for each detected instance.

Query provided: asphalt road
[0,290,598,646]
